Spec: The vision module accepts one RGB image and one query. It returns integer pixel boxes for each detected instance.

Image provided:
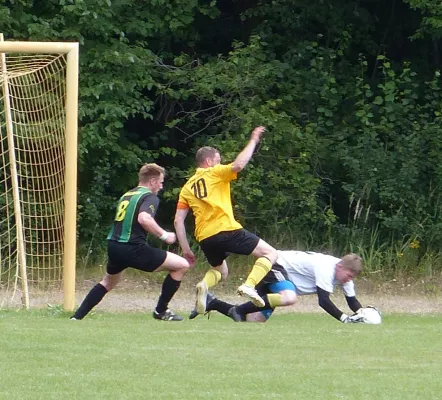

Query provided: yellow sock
[267,293,283,308]
[244,257,272,287]
[202,269,222,289]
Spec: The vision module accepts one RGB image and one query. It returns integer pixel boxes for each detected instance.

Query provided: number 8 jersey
[177,163,242,242]
[107,186,159,244]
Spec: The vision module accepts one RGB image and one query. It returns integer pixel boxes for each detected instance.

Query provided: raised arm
[174,207,196,266]
[231,126,265,173]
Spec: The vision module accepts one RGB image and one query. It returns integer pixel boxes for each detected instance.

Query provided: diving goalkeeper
[190,250,369,323]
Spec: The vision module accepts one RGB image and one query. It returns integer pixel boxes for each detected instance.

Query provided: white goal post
[0,34,79,311]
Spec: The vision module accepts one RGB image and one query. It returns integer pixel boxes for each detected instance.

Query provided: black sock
[207,298,234,316]
[237,295,271,315]
[155,275,181,314]
[72,283,108,320]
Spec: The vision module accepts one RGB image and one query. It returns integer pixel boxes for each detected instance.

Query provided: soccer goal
[0,34,78,311]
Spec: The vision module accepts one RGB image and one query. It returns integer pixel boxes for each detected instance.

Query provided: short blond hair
[340,253,363,275]
[138,163,165,184]
[195,146,219,166]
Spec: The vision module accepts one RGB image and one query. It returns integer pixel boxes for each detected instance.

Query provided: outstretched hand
[183,250,196,267]
[251,126,266,143]
[341,312,364,323]
[347,313,365,323]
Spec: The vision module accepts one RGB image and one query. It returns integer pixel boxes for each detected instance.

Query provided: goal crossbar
[0,41,78,54]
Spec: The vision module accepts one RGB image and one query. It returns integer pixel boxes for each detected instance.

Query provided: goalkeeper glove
[340,312,364,323]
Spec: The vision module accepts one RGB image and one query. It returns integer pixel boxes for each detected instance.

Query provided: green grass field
[1,309,441,400]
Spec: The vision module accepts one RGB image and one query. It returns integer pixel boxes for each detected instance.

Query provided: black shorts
[255,263,291,296]
[256,263,295,320]
[106,240,167,275]
[199,229,260,267]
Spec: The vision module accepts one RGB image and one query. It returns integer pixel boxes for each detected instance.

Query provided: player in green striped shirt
[71,163,190,321]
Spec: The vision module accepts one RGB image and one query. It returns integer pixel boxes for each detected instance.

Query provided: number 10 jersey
[177,163,242,242]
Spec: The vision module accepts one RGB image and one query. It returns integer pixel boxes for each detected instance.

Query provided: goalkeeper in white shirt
[190,250,365,323]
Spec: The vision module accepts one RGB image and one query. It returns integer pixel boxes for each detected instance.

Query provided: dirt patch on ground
[3,275,441,315]
[69,276,442,315]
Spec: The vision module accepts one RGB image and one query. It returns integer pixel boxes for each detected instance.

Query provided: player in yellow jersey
[174,126,278,316]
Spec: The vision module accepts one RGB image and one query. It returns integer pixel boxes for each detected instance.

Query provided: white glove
[340,313,350,323]
[340,312,364,323]
[348,313,365,323]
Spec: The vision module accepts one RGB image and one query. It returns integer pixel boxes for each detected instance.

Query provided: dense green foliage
[2,0,442,266]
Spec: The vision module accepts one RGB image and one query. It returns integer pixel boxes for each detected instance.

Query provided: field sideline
[1,309,441,400]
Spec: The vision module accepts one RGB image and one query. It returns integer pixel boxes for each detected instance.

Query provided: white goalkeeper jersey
[276,250,356,296]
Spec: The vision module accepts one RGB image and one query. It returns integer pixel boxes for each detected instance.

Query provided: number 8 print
[115,200,129,221]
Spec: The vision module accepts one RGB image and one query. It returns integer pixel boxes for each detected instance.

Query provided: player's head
[138,163,165,194]
[196,146,221,168]
[335,253,362,284]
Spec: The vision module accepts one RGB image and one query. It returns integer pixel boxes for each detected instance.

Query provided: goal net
[0,36,78,310]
